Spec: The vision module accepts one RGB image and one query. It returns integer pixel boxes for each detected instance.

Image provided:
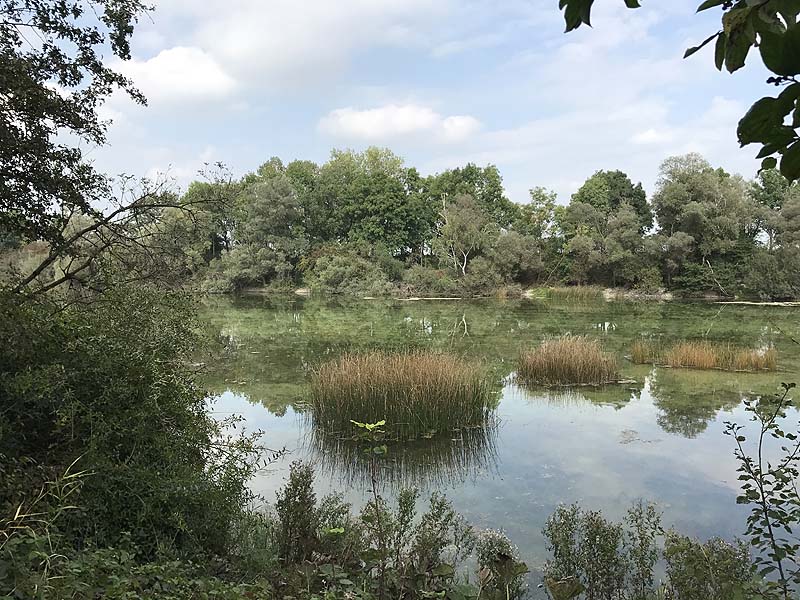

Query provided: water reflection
[307,425,500,491]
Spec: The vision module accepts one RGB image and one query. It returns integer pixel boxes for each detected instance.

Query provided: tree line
[143,148,800,300]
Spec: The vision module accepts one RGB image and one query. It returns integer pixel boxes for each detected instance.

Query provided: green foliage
[724,383,800,599]
[0,0,148,245]
[0,288,260,558]
[543,500,753,600]
[275,461,319,563]
[476,530,529,599]
[663,533,752,600]
[306,250,394,296]
[559,1,800,181]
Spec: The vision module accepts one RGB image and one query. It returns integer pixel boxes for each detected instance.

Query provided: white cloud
[319,104,481,143]
[142,0,454,87]
[118,46,237,105]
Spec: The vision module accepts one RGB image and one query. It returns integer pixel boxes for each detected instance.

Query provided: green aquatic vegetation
[309,350,495,440]
[517,334,620,386]
[527,285,604,301]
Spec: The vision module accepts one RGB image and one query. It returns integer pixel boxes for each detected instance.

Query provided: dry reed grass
[631,339,777,372]
[517,334,619,386]
[630,339,662,364]
[309,350,493,440]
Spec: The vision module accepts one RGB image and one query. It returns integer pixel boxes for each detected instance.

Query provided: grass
[546,285,604,301]
[525,285,604,302]
[630,339,777,372]
[630,339,663,364]
[517,334,620,386]
[309,350,494,440]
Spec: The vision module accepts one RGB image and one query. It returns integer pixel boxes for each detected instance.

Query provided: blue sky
[93,0,769,205]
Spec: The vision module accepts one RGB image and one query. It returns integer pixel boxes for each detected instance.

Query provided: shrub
[402,264,461,296]
[307,253,393,296]
[664,532,752,600]
[543,502,752,600]
[274,461,319,563]
[310,350,494,440]
[517,335,619,386]
[0,288,260,559]
[476,529,528,599]
[461,256,503,296]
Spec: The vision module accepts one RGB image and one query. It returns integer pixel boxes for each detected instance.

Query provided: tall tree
[434,195,497,277]
[425,163,519,228]
[572,170,652,232]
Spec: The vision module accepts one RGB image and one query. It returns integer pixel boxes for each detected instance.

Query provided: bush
[0,288,260,559]
[517,335,619,386]
[664,532,752,600]
[402,264,461,296]
[307,252,393,296]
[461,256,503,296]
[309,350,494,440]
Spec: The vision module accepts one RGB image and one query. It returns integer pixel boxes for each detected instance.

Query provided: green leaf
[737,97,781,145]
[545,576,585,600]
[431,563,455,577]
[714,33,727,70]
[762,157,778,171]
[780,141,800,180]
[560,0,595,32]
[684,32,720,58]
[725,33,753,72]
[760,25,800,76]
[624,0,641,7]
[697,0,725,11]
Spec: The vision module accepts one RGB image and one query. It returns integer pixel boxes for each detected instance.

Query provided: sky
[91,0,770,205]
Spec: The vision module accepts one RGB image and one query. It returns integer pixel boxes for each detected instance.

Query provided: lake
[199,295,799,588]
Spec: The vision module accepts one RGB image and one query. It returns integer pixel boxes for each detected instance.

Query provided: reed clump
[630,339,777,372]
[309,350,493,440]
[547,285,604,301]
[630,339,662,364]
[517,335,619,386]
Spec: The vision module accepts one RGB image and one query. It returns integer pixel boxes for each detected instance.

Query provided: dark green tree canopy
[571,170,652,232]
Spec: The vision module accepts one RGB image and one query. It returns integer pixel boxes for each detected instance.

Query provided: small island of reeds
[309,350,494,440]
[630,339,777,372]
[517,334,620,386]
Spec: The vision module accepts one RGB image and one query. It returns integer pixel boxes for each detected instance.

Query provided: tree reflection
[306,425,499,491]
[648,369,743,438]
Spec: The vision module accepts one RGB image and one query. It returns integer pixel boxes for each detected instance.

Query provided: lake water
[199,296,799,587]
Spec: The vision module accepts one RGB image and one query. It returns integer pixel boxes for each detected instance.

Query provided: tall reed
[546,286,604,301]
[309,350,493,440]
[631,339,777,372]
[630,339,662,364]
[517,335,619,386]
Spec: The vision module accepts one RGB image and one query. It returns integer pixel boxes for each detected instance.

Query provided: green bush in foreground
[0,288,261,562]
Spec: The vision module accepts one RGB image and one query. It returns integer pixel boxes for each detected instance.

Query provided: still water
[200,296,799,581]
